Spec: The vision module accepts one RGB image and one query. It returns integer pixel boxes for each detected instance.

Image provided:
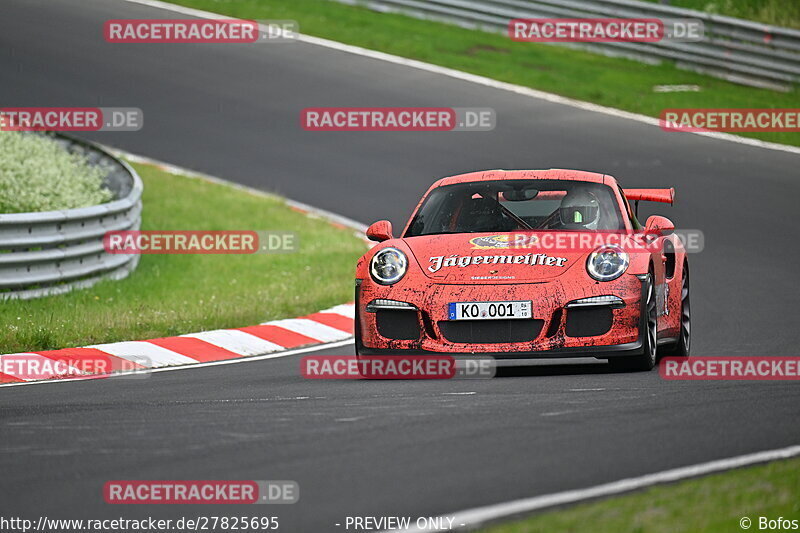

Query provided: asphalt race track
[1,0,799,530]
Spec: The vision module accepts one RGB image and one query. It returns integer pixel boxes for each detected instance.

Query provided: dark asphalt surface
[1,0,799,531]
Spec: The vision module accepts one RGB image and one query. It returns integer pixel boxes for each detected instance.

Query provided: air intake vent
[376,309,420,340]
[438,319,543,344]
[565,307,613,337]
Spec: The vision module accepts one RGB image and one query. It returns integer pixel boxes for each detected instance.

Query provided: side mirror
[644,215,675,236]
[366,220,393,242]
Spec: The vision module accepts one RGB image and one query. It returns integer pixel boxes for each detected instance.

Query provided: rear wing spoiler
[623,188,674,205]
[622,188,674,218]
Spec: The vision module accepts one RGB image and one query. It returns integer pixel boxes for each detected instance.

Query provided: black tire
[659,264,691,358]
[353,312,375,377]
[353,298,380,378]
[354,310,363,356]
[354,281,366,356]
[609,272,658,372]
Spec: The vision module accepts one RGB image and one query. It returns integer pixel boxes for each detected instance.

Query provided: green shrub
[0,131,113,213]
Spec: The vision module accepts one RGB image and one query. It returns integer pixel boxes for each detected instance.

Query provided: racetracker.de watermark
[103,231,297,254]
[0,353,150,381]
[104,481,298,504]
[301,355,496,379]
[506,230,704,253]
[509,18,704,42]
[660,108,800,132]
[301,107,495,131]
[0,108,143,131]
[104,19,298,43]
[660,357,800,380]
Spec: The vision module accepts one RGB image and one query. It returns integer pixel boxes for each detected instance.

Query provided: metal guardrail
[332,0,800,90]
[0,133,142,300]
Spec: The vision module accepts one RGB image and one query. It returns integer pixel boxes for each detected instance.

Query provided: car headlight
[370,247,408,285]
[587,246,629,281]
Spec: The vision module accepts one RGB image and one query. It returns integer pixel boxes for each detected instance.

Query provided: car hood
[403,232,588,283]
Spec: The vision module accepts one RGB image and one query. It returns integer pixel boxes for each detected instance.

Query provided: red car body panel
[356,169,687,357]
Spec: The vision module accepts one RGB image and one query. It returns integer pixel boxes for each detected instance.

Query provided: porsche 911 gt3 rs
[355,169,691,371]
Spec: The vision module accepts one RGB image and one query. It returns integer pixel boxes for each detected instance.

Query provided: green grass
[0,162,365,353]
[0,131,112,213]
[480,457,800,533]
[643,0,800,29]
[166,0,799,146]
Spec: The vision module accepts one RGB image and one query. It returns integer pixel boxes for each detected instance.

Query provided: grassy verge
[0,162,365,352]
[479,457,800,533]
[643,0,800,29]
[166,0,799,147]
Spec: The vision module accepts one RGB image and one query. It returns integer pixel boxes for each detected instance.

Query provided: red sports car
[355,169,690,371]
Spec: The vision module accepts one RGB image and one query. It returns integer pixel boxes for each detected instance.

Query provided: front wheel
[609,273,658,372]
[659,264,691,358]
[354,298,364,356]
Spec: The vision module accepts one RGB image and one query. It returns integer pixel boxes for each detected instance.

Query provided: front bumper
[356,275,646,358]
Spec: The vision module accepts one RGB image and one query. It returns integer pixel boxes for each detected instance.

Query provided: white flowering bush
[0,131,113,213]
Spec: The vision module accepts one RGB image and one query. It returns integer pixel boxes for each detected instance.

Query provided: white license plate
[448,301,532,320]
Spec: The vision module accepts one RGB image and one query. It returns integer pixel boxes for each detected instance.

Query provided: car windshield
[405,179,624,236]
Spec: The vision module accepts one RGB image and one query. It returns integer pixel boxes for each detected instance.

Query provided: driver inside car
[557,189,601,230]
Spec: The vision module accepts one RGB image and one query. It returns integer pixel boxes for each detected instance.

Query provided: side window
[620,191,641,229]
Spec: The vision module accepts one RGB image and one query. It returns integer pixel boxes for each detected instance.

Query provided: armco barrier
[0,133,142,300]
[330,0,800,90]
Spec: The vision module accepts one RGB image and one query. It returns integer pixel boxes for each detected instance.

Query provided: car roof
[434,169,618,188]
